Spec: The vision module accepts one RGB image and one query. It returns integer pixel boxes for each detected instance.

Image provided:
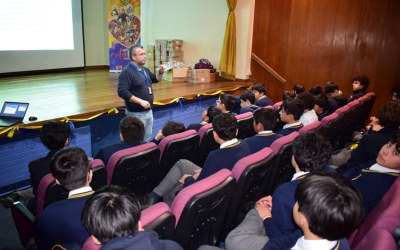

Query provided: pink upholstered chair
[142,202,176,240]
[171,169,235,250]
[348,176,400,250]
[320,112,341,150]
[89,159,106,191]
[264,132,299,195]
[196,123,219,166]
[158,130,199,183]
[36,173,68,218]
[273,101,282,110]
[220,147,275,241]
[10,201,36,248]
[298,120,322,134]
[235,112,256,139]
[107,143,160,199]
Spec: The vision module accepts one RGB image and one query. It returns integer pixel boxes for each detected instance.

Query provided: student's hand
[192,169,201,180]
[154,130,164,141]
[255,202,272,219]
[256,195,273,208]
[179,174,192,184]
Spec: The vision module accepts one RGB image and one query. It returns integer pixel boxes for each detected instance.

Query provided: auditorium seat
[298,120,322,134]
[107,143,160,199]
[264,132,299,196]
[320,112,341,150]
[357,92,376,130]
[235,112,256,139]
[89,159,107,191]
[171,169,235,250]
[10,201,35,248]
[220,147,275,241]
[333,105,352,148]
[142,202,176,240]
[273,101,282,110]
[340,100,361,144]
[158,130,199,183]
[196,123,219,166]
[348,176,400,250]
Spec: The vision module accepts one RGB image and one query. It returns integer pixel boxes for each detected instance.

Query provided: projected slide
[0,0,74,51]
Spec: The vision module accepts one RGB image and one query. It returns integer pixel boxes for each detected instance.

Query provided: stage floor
[0,69,251,128]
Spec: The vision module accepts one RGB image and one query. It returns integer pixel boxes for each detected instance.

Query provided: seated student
[251,83,273,107]
[36,147,94,249]
[243,108,282,154]
[152,120,185,145]
[309,85,337,114]
[297,92,318,126]
[217,93,237,115]
[275,99,304,136]
[186,106,222,132]
[94,116,144,167]
[336,100,400,173]
[292,83,305,95]
[282,90,296,101]
[272,91,296,132]
[314,93,330,121]
[324,81,348,108]
[343,134,400,217]
[1,121,72,211]
[350,75,369,101]
[144,113,251,206]
[81,186,183,250]
[226,132,333,250]
[261,172,363,250]
[239,90,260,113]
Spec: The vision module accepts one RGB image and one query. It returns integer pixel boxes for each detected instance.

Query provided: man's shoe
[0,192,21,209]
[140,195,159,210]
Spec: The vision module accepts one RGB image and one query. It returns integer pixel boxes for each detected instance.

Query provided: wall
[82,0,254,79]
[251,0,400,114]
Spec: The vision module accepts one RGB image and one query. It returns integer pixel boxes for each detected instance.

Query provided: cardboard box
[167,46,182,52]
[146,52,155,60]
[189,77,211,84]
[188,69,210,78]
[167,39,183,47]
[163,67,189,82]
[146,45,155,53]
[167,51,183,57]
[210,72,218,82]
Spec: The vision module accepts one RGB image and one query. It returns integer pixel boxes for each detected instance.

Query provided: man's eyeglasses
[135,53,146,56]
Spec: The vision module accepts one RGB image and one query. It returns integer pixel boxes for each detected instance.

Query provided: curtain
[219,0,237,80]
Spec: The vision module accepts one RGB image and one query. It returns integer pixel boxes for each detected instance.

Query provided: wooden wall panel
[251,0,400,112]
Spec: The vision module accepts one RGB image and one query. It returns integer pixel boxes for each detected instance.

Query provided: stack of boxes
[153,39,184,67]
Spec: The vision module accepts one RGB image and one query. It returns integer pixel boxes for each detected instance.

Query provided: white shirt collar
[283,121,302,129]
[258,130,273,134]
[258,95,267,100]
[291,171,308,181]
[370,163,400,173]
[68,186,93,198]
[220,138,239,149]
[292,236,338,250]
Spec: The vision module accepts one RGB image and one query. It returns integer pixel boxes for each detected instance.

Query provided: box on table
[189,77,211,84]
[167,39,183,47]
[163,67,189,82]
[188,69,210,78]
[167,46,182,52]
[146,45,155,53]
[210,72,218,82]
[167,51,183,57]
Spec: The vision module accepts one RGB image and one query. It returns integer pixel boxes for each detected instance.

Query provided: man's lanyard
[130,62,149,85]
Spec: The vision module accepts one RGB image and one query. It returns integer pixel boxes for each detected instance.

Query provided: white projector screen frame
[0,0,85,74]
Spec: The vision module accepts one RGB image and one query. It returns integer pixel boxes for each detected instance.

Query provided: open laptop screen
[0,102,29,119]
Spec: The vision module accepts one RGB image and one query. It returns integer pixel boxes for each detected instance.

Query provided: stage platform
[0,69,251,137]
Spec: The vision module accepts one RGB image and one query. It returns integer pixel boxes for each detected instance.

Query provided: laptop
[0,101,29,127]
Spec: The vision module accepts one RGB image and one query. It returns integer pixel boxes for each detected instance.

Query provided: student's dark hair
[40,121,71,150]
[81,186,141,245]
[219,94,236,111]
[295,172,364,240]
[251,83,267,96]
[296,92,316,111]
[308,85,323,96]
[282,90,296,101]
[390,133,400,152]
[315,93,330,112]
[240,90,256,104]
[206,106,222,123]
[50,147,90,191]
[392,86,400,99]
[212,113,237,141]
[351,75,370,90]
[281,99,305,121]
[292,132,332,172]
[119,116,144,142]
[377,101,400,129]
[128,45,144,61]
[253,108,277,130]
[292,83,305,94]
[162,121,185,137]
[324,81,339,94]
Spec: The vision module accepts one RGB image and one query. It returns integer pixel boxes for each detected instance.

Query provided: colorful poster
[108,0,141,72]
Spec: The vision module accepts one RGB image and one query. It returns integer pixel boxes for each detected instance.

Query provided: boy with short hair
[275,99,304,136]
[324,81,348,108]
[152,120,185,145]
[36,147,94,249]
[297,92,318,126]
[350,75,369,101]
[243,108,282,154]
[314,93,330,121]
[186,106,222,132]
[239,90,259,113]
[216,93,237,114]
[251,83,273,107]
[82,186,183,249]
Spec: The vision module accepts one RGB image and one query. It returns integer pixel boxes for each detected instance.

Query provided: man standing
[118,45,165,142]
